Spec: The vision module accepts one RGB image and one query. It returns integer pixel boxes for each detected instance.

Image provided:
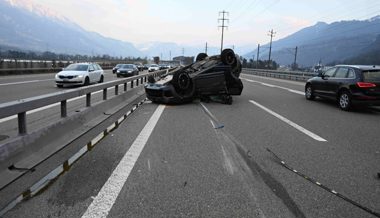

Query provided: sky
[17,0,380,49]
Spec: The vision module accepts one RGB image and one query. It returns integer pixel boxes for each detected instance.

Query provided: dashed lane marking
[81,104,165,218]
[249,100,327,142]
[243,78,304,96]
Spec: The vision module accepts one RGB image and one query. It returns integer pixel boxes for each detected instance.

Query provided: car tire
[305,84,315,100]
[172,71,195,98]
[56,84,63,88]
[221,49,236,65]
[99,75,104,83]
[338,90,352,111]
[196,53,208,62]
[84,77,90,86]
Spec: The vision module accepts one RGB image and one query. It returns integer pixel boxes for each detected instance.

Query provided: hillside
[244,17,380,67]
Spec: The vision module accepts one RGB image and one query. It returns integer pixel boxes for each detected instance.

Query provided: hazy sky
[27,0,380,48]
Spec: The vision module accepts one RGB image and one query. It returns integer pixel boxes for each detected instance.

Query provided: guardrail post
[131,80,134,88]
[61,100,67,118]
[115,85,119,95]
[124,83,127,92]
[141,77,143,84]
[144,76,147,83]
[136,78,139,86]
[86,93,91,107]
[103,88,107,100]
[18,112,27,135]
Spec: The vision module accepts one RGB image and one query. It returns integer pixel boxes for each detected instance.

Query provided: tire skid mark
[200,102,306,218]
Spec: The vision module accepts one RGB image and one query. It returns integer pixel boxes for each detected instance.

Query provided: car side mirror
[89,69,94,72]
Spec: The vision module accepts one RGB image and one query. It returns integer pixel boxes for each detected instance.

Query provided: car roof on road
[335,65,380,70]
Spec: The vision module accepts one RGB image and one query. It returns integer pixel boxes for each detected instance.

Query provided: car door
[88,64,96,82]
[313,67,337,96]
[325,67,349,98]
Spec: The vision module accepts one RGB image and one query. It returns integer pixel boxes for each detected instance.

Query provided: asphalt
[2,73,380,218]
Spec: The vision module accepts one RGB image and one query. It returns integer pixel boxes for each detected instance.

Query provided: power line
[218,10,229,53]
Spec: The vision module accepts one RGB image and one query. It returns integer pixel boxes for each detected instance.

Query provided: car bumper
[56,78,84,84]
[352,93,380,106]
[117,72,134,77]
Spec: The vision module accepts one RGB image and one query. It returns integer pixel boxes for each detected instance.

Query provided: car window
[89,65,95,71]
[363,70,380,82]
[334,67,348,78]
[93,64,99,71]
[347,69,355,78]
[324,67,336,77]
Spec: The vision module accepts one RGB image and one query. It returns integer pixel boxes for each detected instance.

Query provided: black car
[116,64,139,77]
[112,64,123,74]
[305,65,380,110]
[135,63,144,71]
[144,49,243,104]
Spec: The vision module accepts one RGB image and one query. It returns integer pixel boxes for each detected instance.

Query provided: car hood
[57,71,88,76]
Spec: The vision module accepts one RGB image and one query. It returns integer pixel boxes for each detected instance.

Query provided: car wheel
[99,75,104,83]
[305,84,315,100]
[172,71,195,98]
[338,91,352,111]
[221,49,236,65]
[196,53,208,62]
[56,84,63,88]
[84,77,90,86]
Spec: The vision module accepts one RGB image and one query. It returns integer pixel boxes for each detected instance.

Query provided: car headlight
[55,74,59,79]
[128,71,132,73]
[117,70,120,73]
[77,75,84,78]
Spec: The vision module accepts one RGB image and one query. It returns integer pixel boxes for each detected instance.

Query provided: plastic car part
[196,53,208,62]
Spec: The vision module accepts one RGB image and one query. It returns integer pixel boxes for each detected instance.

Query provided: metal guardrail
[0,69,168,213]
[0,70,164,135]
[243,68,317,81]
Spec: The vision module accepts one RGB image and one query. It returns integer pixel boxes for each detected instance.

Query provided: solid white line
[0,79,55,86]
[241,73,305,86]
[249,100,327,142]
[81,104,165,218]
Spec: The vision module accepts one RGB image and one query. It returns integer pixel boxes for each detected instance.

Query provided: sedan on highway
[112,64,123,74]
[116,64,139,77]
[55,63,104,88]
[148,64,160,72]
[305,65,380,110]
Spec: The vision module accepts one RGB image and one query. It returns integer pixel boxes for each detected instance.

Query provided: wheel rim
[340,94,349,108]
[306,87,312,98]
[178,73,190,90]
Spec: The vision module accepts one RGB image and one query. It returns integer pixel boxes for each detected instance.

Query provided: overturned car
[145,49,243,104]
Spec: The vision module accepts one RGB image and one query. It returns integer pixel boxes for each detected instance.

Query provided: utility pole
[218,10,229,53]
[293,46,298,69]
[205,42,208,54]
[169,50,171,61]
[181,48,185,65]
[268,29,276,66]
[256,44,260,69]
[232,45,235,50]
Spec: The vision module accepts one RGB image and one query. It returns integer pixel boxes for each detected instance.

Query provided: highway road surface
[1,71,380,217]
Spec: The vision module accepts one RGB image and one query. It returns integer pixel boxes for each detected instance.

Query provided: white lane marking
[0,79,55,86]
[81,104,165,218]
[241,73,305,86]
[249,100,327,142]
[243,78,304,96]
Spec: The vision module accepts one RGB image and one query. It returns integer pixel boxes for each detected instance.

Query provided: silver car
[55,63,104,88]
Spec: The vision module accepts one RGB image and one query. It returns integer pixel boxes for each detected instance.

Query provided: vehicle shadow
[314,98,380,115]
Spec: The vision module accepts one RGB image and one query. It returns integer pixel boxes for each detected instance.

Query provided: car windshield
[64,64,88,71]
[151,65,158,67]
[363,70,380,82]
[121,65,134,69]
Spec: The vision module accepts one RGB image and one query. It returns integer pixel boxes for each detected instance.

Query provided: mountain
[340,34,380,65]
[244,17,380,67]
[0,0,143,57]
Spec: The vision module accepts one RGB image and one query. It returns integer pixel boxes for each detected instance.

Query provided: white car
[148,64,160,72]
[55,63,104,88]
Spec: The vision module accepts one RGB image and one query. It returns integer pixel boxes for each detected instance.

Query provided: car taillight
[357,82,376,88]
